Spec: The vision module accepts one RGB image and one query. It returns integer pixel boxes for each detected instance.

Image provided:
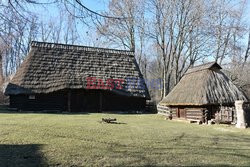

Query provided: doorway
[177,108,186,119]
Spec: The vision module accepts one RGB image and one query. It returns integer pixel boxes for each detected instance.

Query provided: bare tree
[0,3,38,76]
[205,0,246,64]
[243,29,250,66]
[96,0,146,52]
[147,0,208,99]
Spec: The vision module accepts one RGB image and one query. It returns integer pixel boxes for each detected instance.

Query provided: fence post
[235,100,246,129]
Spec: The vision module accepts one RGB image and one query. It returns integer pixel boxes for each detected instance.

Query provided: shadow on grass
[110,146,250,166]
[107,133,250,166]
[0,144,47,167]
[98,121,127,124]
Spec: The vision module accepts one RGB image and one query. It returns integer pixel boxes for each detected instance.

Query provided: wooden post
[68,90,71,112]
[177,108,179,118]
[220,109,222,121]
[204,109,208,124]
[99,91,102,113]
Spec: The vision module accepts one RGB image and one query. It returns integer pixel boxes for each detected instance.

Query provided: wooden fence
[215,106,236,124]
[157,105,170,116]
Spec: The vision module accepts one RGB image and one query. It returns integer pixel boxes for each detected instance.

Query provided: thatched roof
[5,41,150,99]
[159,62,248,106]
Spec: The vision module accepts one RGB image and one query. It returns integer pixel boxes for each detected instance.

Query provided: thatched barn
[5,41,150,112]
[158,62,248,122]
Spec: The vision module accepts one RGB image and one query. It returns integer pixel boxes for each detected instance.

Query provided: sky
[35,0,108,20]
[246,0,250,22]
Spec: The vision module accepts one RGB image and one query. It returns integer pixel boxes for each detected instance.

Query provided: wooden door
[179,108,186,118]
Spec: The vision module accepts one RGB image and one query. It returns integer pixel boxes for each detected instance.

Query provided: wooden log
[189,119,202,124]
[186,113,203,116]
[102,118,117,123]
[186,115,203,120]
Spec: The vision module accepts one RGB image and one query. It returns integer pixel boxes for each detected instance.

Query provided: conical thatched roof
[5,41,150,99]
[159,62,248,106]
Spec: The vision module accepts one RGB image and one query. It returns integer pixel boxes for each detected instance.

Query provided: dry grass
[1,113,250,166]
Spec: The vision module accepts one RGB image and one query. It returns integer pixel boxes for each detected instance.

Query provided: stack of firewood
[102,118,117,123]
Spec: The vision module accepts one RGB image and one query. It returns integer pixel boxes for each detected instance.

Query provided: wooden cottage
[158,62,248,123]
[5,41,150,112]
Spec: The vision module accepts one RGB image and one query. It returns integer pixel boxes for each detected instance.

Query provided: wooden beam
[99,91,102,113]
[68,90,71,112]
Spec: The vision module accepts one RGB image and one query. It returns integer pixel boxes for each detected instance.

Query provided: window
[28,95,36,100]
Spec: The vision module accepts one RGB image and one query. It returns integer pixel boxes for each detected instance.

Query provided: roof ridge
[185,62,221,75]
[31,41,134,55]
[189,61,217,69]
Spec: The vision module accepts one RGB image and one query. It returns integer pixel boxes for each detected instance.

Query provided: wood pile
[102,118,117,123]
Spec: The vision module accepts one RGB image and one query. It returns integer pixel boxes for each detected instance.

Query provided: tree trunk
[0,54,4,88]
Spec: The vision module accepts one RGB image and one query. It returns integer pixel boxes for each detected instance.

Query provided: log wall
[185,108,204,121]
[170,107,204,121]
[9,89,146,112]
[9,90,67,112]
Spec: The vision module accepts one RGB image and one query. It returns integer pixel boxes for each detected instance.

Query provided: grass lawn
[1,113,250,166]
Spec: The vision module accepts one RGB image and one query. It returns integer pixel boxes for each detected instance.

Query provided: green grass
[1,113,250,166]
